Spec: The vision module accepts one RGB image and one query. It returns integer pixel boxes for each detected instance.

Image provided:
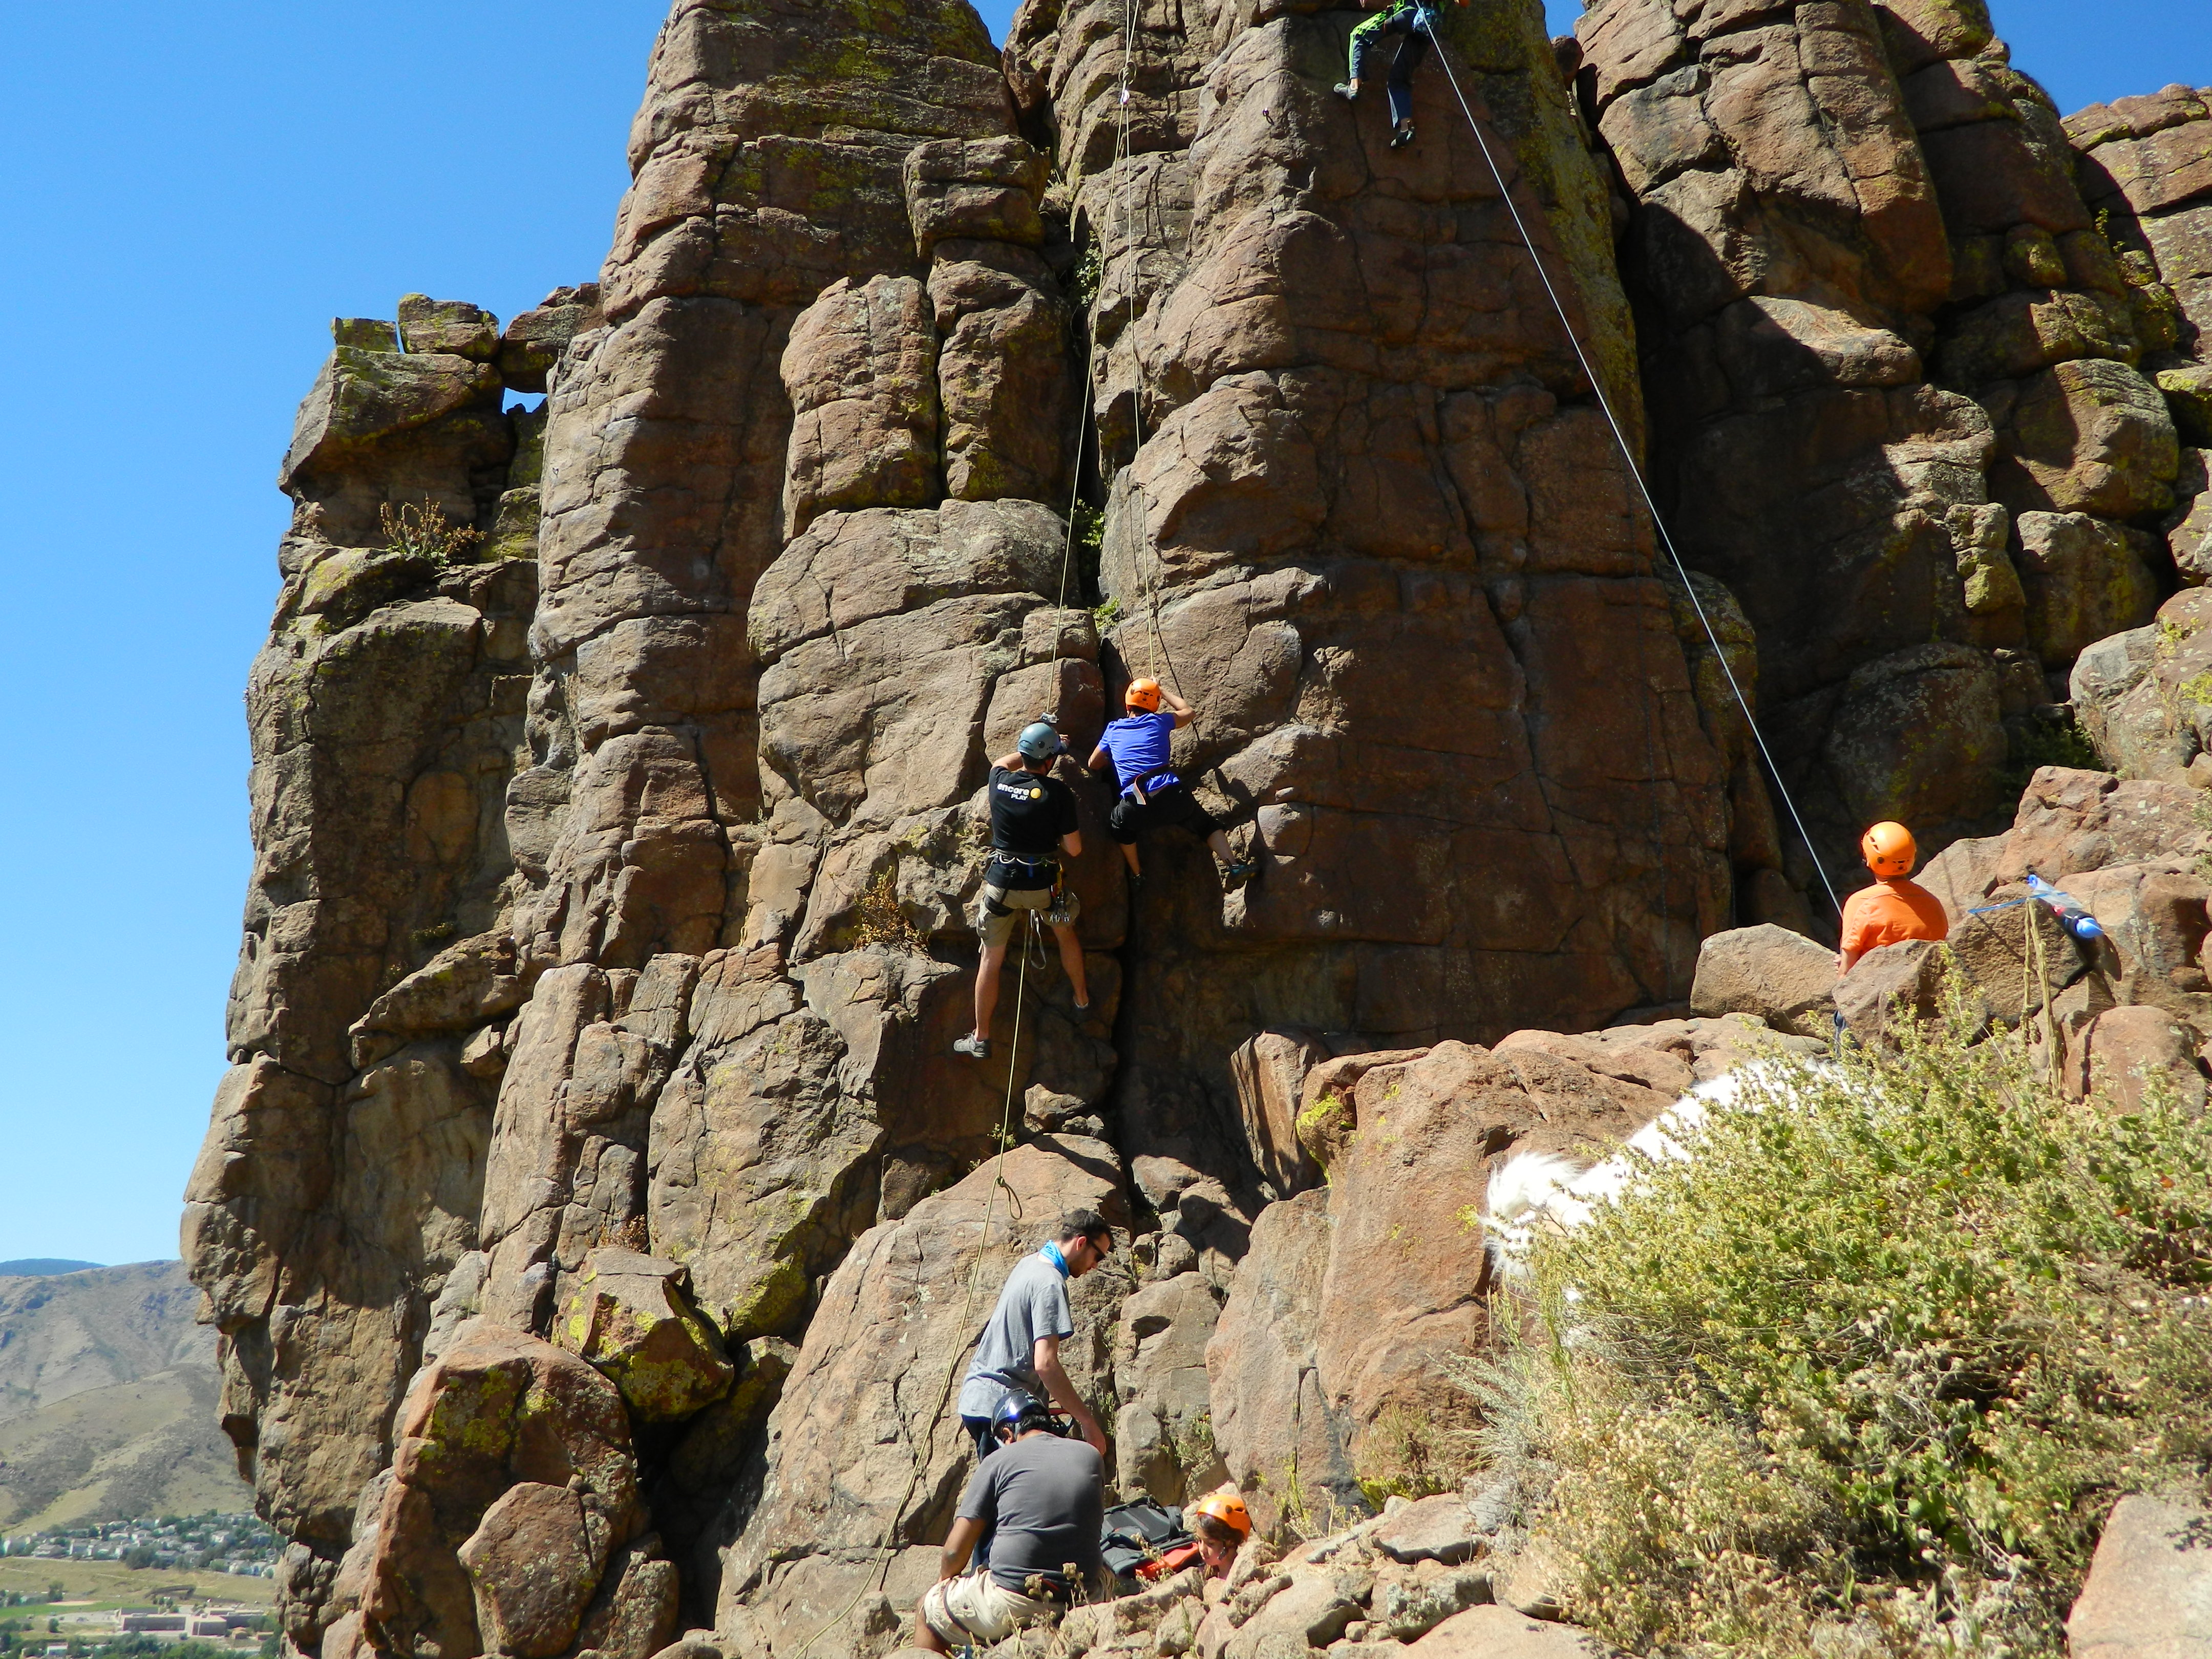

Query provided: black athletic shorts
[1108,782,1219,844]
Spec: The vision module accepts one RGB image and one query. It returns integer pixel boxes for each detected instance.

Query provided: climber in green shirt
[1334,0,1465,151]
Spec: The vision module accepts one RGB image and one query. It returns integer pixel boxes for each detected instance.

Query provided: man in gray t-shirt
[957,1210,1113,1451]
[914,1396,1105,1653]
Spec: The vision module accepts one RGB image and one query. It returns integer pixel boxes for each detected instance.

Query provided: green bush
[1487,997,2212,1655]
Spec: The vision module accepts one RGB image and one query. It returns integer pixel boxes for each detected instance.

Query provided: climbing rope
[789,916,1038,1658]
[1419,16,1845,922]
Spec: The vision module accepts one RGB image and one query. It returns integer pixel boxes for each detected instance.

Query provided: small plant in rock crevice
[379,498,484,567]
[849,868,926,952]
[1471,983,2212,1657]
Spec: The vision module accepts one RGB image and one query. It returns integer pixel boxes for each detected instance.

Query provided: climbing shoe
[1225,859,1261,889]
[1333,81,1358,101]
[1389,121,1416,148]
[953,1032,991,1060]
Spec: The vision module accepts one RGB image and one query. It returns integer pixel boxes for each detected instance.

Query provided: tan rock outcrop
[2067,1493,2212,1657]
[708,1138,1129,1658]
[321,1321,642,1659]
[1210,1039,1664,1532]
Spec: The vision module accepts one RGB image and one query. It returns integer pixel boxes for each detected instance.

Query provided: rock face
[183,3,2212,1659]
[711,1138,1130,1659]
[1207,1040,1667,1534]
[2067,1494,2212,1658]
[1575,0,2205,878]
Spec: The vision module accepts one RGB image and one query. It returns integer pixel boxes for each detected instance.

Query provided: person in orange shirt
[1837,821,1949,975]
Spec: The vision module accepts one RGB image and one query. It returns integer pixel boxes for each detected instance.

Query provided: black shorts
[1109,782,1219,844]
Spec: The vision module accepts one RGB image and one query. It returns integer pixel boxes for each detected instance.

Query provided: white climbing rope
[1419,16,1845,920]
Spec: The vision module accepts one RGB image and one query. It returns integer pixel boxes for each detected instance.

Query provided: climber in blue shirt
[1086,678,1258,889]
[1335,0,1466,151]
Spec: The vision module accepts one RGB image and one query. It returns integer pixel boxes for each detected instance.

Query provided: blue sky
[0,1,2202,1269]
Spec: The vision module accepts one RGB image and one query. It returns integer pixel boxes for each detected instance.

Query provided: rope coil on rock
[1420,17,1844,922]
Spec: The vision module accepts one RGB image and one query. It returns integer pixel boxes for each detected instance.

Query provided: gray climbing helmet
[1017,720,1062,762]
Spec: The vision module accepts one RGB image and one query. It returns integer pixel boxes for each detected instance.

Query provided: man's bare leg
[1051,923,1091,1010]
[913,1596,950,1656]
[971,938,1009,1043]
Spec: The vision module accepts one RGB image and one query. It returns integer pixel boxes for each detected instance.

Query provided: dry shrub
[850,868,925,951]
[379,498,483,566]
[1478,988,2212,1655]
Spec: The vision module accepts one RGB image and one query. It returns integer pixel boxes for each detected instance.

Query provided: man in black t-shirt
[954,721,1091,1062]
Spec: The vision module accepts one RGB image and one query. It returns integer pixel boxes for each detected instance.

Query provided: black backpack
[1099,1498,1193,1583]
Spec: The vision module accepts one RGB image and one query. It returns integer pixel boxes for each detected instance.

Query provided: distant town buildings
[0,1514,276,1579]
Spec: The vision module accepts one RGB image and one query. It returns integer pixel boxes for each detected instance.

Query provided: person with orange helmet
[1086,678,1259,889]
[1186,1487,1253,1578]
[1837,821,1949,975]
[1123,1486,1253,1584]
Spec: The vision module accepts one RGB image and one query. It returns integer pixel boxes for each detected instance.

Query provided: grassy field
[0,1557,274,1616]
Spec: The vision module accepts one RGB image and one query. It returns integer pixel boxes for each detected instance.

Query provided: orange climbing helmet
[1125,677,1163,713]
[1191,1487,1252,1538]
[1861,821,1917,878]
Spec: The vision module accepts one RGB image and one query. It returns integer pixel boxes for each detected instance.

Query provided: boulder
[2015,512,2162,667]
[2068,1495,2212,1657]
[779,276,941,538]
[571,1536,682,1659]
[2073,1005,2207,1114]
[1837,938,1960,1045]
[1206,1191,1362,1541]
[348,931,526,1066]
[1369,1559,1494,1641]
[328,1321,640,1659]
[902,137,1048,257]
[555,1249,735,1423]
[1228,1029,1327,1198]
[2059,864,2212,1015]
[1407,1605,1606,1657]
[1987,358,2181,522]
[1113,1272,1226,1506]
[1944,884,2081,1019]
[1374,1494,1485,1566]
[1820,645,2008,830]
[457,1482,603,1658]
[928,247,1070,504]
[1214,1043,1660,1527]
[499,284,604,394]
[398,295,500,360]
[1688,925,1838,1037]
[1223,1574,1358,1659]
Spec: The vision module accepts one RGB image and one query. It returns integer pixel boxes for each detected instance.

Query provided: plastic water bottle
[2026,874,2104,941]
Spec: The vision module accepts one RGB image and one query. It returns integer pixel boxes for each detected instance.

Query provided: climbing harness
[1419,26,1846,922]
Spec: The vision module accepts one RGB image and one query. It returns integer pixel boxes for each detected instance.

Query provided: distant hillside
[0,1261,100,1278]
[0,1262,249,1529]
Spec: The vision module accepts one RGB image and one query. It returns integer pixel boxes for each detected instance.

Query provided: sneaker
[953,1032,991,1060]
[1073,1000,1092,1015]
[1224,859,1261,889]
[1390,121,1415,148]
[1333,80,1358,101]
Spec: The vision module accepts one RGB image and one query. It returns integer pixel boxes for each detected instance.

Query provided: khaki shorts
[920,1570,1056,1646]
[975,883,1080,947]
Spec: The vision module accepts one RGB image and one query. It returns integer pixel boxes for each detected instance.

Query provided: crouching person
[917,1392,1105,1652]
[1189,1489,1252,1578]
